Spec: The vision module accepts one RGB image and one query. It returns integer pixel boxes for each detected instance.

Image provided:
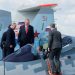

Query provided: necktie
[26,26,28,34]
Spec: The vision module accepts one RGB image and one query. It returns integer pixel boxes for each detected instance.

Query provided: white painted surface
[5,60,47,75]
[0,61,4,75]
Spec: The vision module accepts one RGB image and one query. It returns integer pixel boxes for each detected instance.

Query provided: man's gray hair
[50,23,55,28]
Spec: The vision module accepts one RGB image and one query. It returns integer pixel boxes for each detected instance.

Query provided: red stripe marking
[39,4,57,7]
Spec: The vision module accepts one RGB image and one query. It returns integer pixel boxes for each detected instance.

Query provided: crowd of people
[0,18,62,75]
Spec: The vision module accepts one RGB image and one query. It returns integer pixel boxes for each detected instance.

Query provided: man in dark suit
[48,24,62,75]
[18,19,34,47]
[5,23,16,56]
[1,25,12,58]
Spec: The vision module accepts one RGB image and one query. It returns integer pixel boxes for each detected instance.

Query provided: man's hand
[48,48,50,51]
[31,43,34,46]
[10,45,13,48]
[48,48,51,52]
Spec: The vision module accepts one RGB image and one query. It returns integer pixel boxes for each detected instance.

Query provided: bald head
[50,23,56,30]
[50,24,55,28]
[25,19,30,26]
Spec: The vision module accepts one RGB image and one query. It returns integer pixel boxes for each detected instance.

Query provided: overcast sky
[0,0,59,11]
[0,0,75,22]
[0,0,75,36]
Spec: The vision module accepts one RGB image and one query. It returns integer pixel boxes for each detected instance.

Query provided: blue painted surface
[32,8,54,33]
[0,48,2,60]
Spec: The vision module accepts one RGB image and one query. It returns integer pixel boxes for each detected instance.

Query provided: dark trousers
[19,42,26,48]
[49,48,61,73]
[2,48,14,58]
[2,48,7,58]
[7,48,14,55]
[3,48,14,58]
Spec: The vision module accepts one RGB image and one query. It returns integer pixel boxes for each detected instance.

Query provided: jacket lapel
[23,26,26,35]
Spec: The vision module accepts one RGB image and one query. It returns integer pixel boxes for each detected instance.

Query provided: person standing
[48,24,62,75]
[18,19,34,47]
[1,25,11,58]
[5,23,16,55]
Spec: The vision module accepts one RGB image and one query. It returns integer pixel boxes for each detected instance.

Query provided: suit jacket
[18,25,34,47]
[48,29,62,50]
[6,28,16,49]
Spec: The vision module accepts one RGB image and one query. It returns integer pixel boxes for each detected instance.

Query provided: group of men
[1,18,62,75]
[1,19,34,58]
